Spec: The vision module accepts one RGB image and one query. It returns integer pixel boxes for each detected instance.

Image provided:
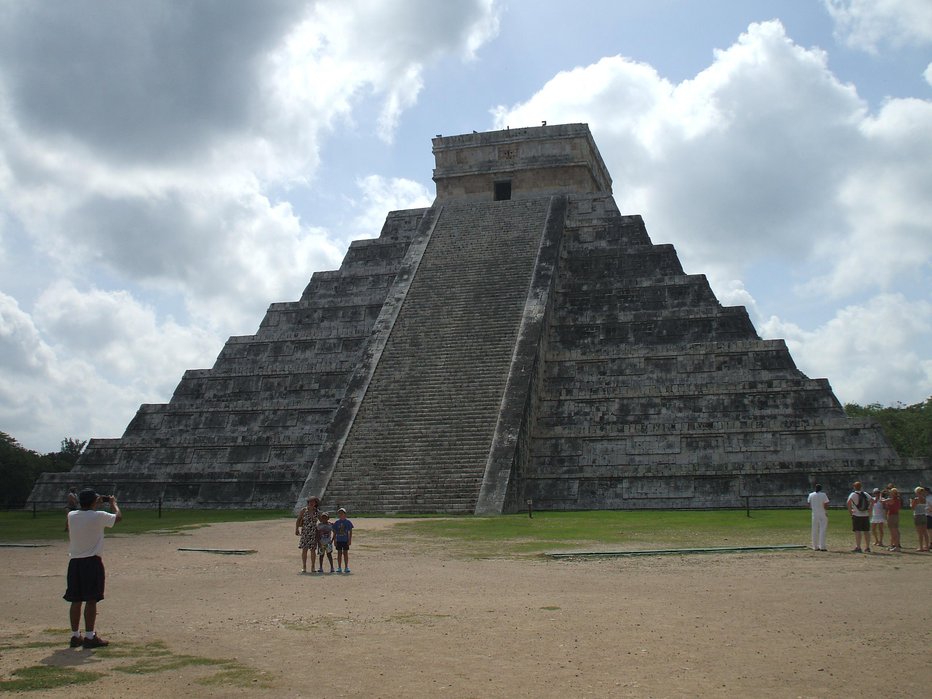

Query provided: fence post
[745,495,750,518]
[158,497,162,519]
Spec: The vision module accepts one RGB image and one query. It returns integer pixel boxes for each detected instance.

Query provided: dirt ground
[1,518,929,698]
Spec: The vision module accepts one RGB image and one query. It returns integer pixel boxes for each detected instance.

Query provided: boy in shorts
[316,512,335,574]
[332,507,354,573]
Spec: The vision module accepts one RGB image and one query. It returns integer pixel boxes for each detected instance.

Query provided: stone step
[321,199,553,513]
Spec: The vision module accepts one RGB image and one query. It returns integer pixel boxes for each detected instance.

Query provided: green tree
[60,437,86,462]
[0,432,85,507]
[844,398,932,458]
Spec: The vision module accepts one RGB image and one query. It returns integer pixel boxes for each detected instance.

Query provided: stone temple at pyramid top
[432,123,612,202]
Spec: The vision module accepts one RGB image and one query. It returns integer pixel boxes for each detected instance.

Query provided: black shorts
[851,516,870,532]
[63,556,105,602]
[335,541,350,551]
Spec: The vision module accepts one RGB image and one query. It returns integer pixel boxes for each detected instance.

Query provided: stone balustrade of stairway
[320,198,555,513]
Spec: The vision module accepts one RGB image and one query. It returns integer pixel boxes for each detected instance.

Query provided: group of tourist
[55,481,926,652]
[295,496,354,574]
[58,490,358,651]
[808,481,930,553]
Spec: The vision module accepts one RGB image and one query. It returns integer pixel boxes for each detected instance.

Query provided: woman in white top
[870,488,886,548]
[910,487,928,552]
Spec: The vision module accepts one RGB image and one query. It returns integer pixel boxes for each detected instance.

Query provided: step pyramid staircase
[30,123,929,511]
[303,198,558,513]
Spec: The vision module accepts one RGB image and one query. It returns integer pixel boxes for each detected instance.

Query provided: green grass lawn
[0,508,292,542]
[386,508,818,556]
[1,507,849,556]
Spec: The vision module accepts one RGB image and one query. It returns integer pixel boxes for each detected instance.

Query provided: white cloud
[761,294,932,405]
[716,280,760,317]
[348,175,433,241]
[493,19,932,404]
[825,0,932,52]
[267,0,499,146]
[810,97,932,296]
[0,1,500,450]
[0,288,171,449]
[33,282,221,387]
[0,292,55,377]
[494,21,877,278]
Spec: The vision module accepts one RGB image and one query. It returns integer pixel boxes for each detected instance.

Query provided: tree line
[843,398,932,459]
[0,432,86,508]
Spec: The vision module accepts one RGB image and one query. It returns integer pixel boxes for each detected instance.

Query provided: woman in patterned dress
[295,496,321,573]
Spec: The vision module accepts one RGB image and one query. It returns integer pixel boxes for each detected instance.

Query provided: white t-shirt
[807,491,829,517]
[847,491,871,517]
[67,509,117,558]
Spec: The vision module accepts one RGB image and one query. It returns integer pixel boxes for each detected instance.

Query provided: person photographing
[64,490,122,648]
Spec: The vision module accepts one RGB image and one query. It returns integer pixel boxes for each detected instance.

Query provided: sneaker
[337,567,343,573]
[82,635,108,649]
[69,636,83,648]
[851,547,862,552]
[344,568,351,574]
[865,547,871,553]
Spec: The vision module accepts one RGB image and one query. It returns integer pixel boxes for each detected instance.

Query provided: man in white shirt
[846,480,871,553]
[807,484,829,551]
[64,489,122,648]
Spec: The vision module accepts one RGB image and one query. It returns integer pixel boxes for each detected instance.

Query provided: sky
[1,0,930,454]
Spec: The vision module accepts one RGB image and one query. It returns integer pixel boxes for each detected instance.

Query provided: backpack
[855,491,870,512]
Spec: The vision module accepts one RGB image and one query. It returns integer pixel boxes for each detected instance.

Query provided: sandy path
[1,518,928,698]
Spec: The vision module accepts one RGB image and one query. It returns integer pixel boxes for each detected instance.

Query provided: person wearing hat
[295,496,321,573]
[64,489,122,648]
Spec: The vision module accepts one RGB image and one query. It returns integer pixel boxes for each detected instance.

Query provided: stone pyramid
[30,124,929,512]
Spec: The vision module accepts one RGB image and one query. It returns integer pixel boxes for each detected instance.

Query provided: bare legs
[69,600,97,634]
[916,523,929,552]
[318,550,334,573]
